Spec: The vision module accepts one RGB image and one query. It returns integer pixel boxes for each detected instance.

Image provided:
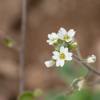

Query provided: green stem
[73,54,100,76]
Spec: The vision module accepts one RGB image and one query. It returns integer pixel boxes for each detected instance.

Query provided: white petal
[51,32,58,38]
[44,60,55,68]
[59,60,65,67]
[56,59,64,67]
[48,32,58,39]
[53,51,59,56]
[66,52,73,60]
[56,60,60,67]
[47,40,51,44]
[57,32,64,40]
[67,29,76,38]
[60,46,65,53]
[48,34,52,39]
[47,32,58,45]
[58,27,67,35]
[63,48,68,54]
[52,51,59,60]
[46,40,54,45]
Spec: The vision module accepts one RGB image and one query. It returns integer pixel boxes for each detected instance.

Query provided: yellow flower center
[60,53,65,59]
[64,35,70,41]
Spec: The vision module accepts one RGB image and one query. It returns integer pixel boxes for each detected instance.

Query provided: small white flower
[44,60,55,68]
[52,46,73,67]
[47,32,59,45]
[57,27,76,42]
[86,55,96,63]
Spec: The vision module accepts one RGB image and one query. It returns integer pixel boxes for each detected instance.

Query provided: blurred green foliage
[19,62,100,100]
[18,91,34,100]
[45,89,100,100]
[18,89,43,100]
[45,62,100,100]
[57,62,88,83]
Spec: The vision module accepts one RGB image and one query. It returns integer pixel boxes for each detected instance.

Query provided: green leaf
[3,37,15,48]
[18,91,34,100]
[67,89,92,100]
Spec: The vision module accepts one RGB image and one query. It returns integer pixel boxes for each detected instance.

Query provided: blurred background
[0,0,100,100]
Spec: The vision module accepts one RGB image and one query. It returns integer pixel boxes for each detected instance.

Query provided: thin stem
[73,54,100,76]
[19,0,27,94]
[76,45,82,59]
[76,46,90,77]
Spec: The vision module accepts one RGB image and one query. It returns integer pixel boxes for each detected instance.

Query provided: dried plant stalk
[19,0,27,94]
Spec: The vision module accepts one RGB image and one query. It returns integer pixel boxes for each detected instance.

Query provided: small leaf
[3,37,15,48]
[18,91,34,100]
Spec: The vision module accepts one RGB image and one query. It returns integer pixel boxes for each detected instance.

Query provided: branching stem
[73,54,100,76]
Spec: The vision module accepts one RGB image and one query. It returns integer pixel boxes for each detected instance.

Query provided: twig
[76,46,90,78]
[19,0,27,94]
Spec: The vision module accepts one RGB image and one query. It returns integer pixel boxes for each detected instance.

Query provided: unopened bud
[86,55,96,63]
[44,60,55,68]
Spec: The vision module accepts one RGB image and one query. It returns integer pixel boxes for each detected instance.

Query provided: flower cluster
[45,27,77,67]
[44,27,97,92]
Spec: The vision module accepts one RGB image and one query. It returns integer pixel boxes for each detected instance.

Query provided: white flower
[47,32,59,45]
[52,46,73,67]
[86,55,96,63]
[44,60,55,68]
[57,27,76,42]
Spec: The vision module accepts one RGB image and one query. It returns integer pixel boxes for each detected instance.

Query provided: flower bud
[67,42,78,50]
[86,55,96,63]
[44,60,55,68]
